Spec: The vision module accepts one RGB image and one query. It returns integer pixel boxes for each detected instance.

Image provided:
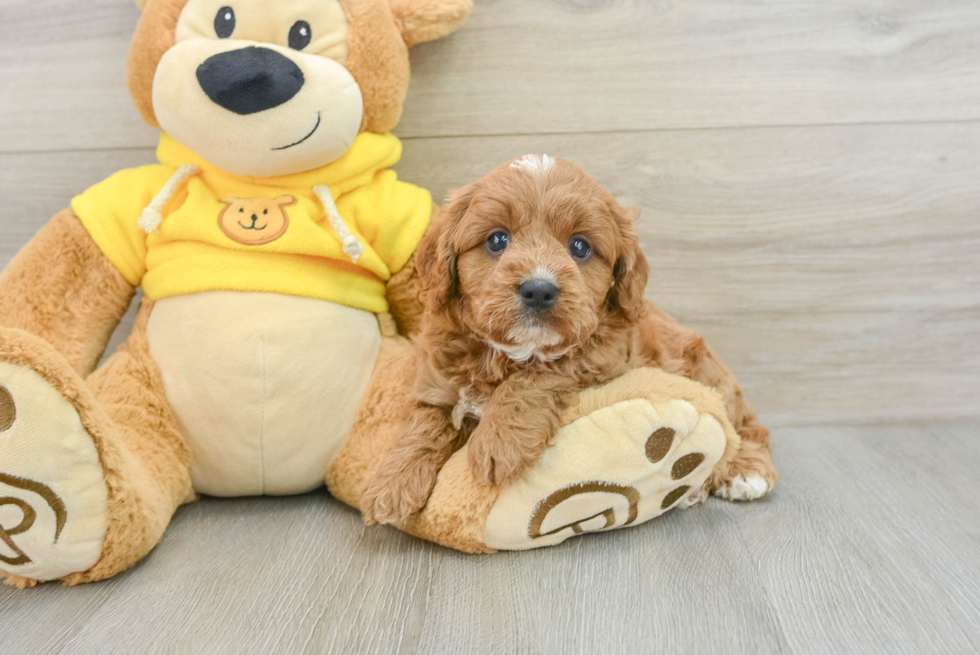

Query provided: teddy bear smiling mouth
[272,112,322,151]
[237,220,267,231]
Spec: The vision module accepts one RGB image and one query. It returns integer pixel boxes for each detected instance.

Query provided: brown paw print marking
[645,427,675,463]
[529,481,640,539]
[0,472,66,566]
[0,386,15,432]
[661,485,691,510]
[0,498,35,566]
[671,453,706,480]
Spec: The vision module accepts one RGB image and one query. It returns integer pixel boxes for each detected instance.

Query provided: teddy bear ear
[390,0,473,48]
[133,0,148,10]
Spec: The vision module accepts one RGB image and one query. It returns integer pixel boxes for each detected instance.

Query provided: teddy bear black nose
[520,279,560,312]
[196,47,304,115]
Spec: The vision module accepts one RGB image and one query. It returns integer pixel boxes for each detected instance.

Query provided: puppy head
[418,155,649,361]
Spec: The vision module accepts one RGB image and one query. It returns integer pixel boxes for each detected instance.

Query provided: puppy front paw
[710,439,778,502]
[360,469,433,526]
[468,423,542,487]
[713,474,771,502]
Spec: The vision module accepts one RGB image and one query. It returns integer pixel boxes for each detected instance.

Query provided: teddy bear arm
[0,209,136,377]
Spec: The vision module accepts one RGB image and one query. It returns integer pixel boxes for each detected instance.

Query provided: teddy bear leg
[415,368,741,552]
[330,351,741,553]
[0,302,193,587]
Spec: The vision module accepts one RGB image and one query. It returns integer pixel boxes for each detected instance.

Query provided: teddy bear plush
[0,0,773,587]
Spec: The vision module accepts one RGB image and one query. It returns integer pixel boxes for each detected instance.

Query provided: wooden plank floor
[1,0,979,652]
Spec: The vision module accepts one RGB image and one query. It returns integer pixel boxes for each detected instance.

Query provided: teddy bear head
[127,0,471,177]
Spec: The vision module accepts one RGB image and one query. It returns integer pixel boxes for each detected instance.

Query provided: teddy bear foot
[0,330,108,585]
[481,368,738,550]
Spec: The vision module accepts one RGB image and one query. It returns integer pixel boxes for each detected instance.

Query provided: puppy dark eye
[289,21,313,50]
[214,6,236,39]
[486,230,510,255]
[569,235,592,261]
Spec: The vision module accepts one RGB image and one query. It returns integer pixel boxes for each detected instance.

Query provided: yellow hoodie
[72,132,432,314]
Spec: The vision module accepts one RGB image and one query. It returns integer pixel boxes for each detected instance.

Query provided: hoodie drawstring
[138,165,201,234]
[313,185,365,264]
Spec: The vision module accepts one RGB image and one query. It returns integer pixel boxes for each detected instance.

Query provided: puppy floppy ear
[390,0,473,47]
[417,185,474,311]
[607,208,650,323]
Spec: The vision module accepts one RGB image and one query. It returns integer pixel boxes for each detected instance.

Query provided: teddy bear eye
[289,21,312,50]
[214,6,236,39]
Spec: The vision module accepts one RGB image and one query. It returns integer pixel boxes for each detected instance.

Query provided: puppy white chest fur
[146,291,381,496]
[451,385,488,429]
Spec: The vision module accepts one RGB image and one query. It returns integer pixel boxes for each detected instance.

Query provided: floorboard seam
[6,117,980,157]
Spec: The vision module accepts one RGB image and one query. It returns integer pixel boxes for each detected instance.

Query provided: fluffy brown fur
[361,156,778,525]
[391,0,473,47]
[0,210,135,378]
[385,205,439,336]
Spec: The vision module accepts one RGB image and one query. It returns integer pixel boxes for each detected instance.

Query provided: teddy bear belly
[145,291,382,497]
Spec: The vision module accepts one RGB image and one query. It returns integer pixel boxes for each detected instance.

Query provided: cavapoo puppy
[361,155,777,525]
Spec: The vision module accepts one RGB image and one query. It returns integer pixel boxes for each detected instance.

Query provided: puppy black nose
[520,279,559,311]
[197,47,304,115]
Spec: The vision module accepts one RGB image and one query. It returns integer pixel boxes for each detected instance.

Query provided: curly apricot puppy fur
[361,155,778,526]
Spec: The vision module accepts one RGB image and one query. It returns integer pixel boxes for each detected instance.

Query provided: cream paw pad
[0,340,107,583]
[483,369,736,550]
